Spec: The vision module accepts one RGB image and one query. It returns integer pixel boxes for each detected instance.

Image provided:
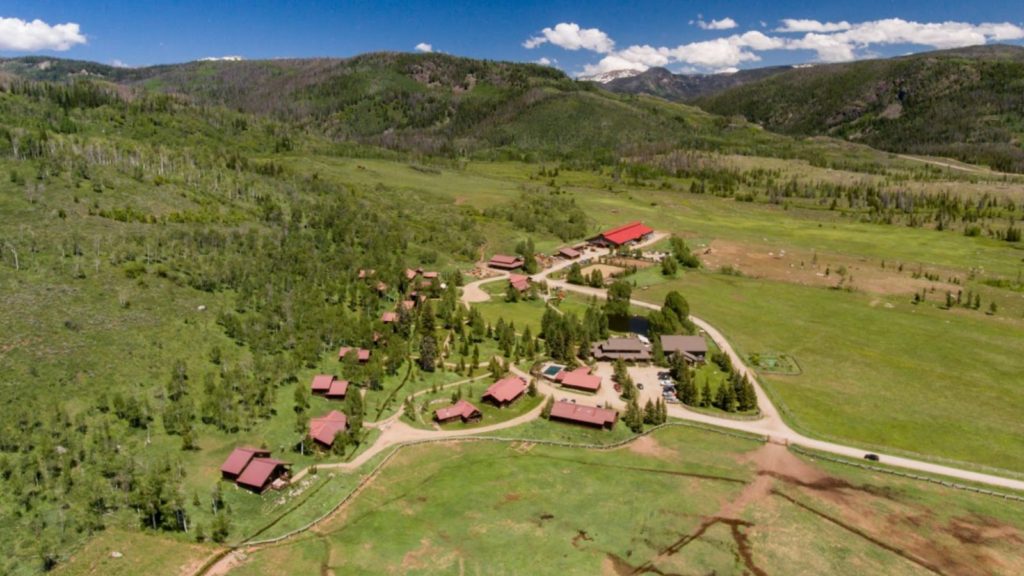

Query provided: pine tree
[643,399,657,424]
[701,381,712,408]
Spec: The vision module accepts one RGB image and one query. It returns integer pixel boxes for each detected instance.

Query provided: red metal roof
[404,268,418,280]
[558,367,602,391]
[236,457,289,491]
[381,311,398,323]
[488,254,525,269]
[220,446,270,476]
[422,271,439,279]
[509,274,530,292]
[338,347,371,362]
[326,379,350,398]
[549,401,618,427]
[311,374,334,393]
[558,247,581,258]
[309,410,348,446]
[434,399,481,422]
[600,221,653,246]
[483,376,527,404]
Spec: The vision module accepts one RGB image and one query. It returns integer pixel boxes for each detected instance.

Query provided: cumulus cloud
[414,42,433,53]
[535,57,557,66]
[775,19,852,33]
[199,55,244,61]
[110,59,129,68]
[528,18,1024,76]
[697,17,738,31]
[0,16,86,51]
[523,22,614,53]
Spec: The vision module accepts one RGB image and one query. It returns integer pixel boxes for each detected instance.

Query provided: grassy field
[54,529,214,576]
[225,424,1024,575]
[635,267,1024,473]
[290,155,1024,473]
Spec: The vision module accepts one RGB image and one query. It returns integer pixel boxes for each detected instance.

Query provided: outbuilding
[591,337,651,361]
[434,400,483,424]
[309,410,349,448]
[220,446,271,481]
[660,335,708,364]
[482,376,528,407]
[593,221,653,247]
[488,254,525,270]
[549,401,618,429]
[338,347,371,363]
[235,458,291,493]
[556,366,602,392]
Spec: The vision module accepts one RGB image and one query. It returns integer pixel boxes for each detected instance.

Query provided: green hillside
[695,45,1024,172]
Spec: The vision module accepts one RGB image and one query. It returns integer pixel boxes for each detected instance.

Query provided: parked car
[864,453,880,462]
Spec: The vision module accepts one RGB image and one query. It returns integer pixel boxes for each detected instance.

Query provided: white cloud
[414,42,433,53]
[0,17,86,51]
[697,17,738,31]
[715,67,740,74]
[776,19,852,33]
[523,22,614,53]
[199,55,244,62]
[110,59,129,68]
[532,18,1024,76]
[535,57,557,66]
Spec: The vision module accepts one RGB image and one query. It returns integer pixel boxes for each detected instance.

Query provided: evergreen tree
[419,334,437,372]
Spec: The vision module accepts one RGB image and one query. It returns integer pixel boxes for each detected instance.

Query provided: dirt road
[540,274,1024,492]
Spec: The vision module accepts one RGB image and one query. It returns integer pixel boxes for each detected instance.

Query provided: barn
[593,221,654,247]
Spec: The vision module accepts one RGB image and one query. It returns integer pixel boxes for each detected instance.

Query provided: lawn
[636,269,1024,474]
[227,425,1024,575]
[405,387,544,430]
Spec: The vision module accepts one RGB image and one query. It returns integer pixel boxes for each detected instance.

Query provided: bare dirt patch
[623,435,677,461]
[700,239,960,295]
[580,264,625,278]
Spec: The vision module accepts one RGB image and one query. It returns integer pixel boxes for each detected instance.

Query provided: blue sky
[1,1,1022,76]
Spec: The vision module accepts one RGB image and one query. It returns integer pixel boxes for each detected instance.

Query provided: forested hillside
[601,65,793,102]
[694,45,1024,172]
[0,52,825,163]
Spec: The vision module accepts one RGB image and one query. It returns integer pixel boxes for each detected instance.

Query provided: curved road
[538,275,1024,492]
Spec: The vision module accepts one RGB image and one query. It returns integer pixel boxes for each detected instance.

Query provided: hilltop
[601,65,795,101]
[693,45,1024,171]
[0,52,790,161]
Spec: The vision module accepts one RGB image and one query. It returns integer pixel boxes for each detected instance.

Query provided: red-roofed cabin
[338,347,371,363]
[220,446,271,481]
[325,379,350,399]
[509,274,531,293]
[594,221,654,247]
[549,401,618,429]
[488,254,525,270]
[358,269,375,279]
[236,458,291,493]
[422,271,439,279]
[434,399,482,424]
[482,376,528,407]
[381,311,398,324]
[311,374,336,395]
[404,268,418,281]
[376,281,389,293]
[309,410,349,448]
[557,247,581,259]
[556,367,602,392]
[400,300,416,311]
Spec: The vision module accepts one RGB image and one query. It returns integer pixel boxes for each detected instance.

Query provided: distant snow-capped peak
[578,69,643,83]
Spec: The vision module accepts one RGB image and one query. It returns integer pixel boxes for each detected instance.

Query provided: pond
[608,314,650,336]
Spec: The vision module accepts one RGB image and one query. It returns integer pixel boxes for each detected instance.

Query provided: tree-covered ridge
[695,45,1024,172]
